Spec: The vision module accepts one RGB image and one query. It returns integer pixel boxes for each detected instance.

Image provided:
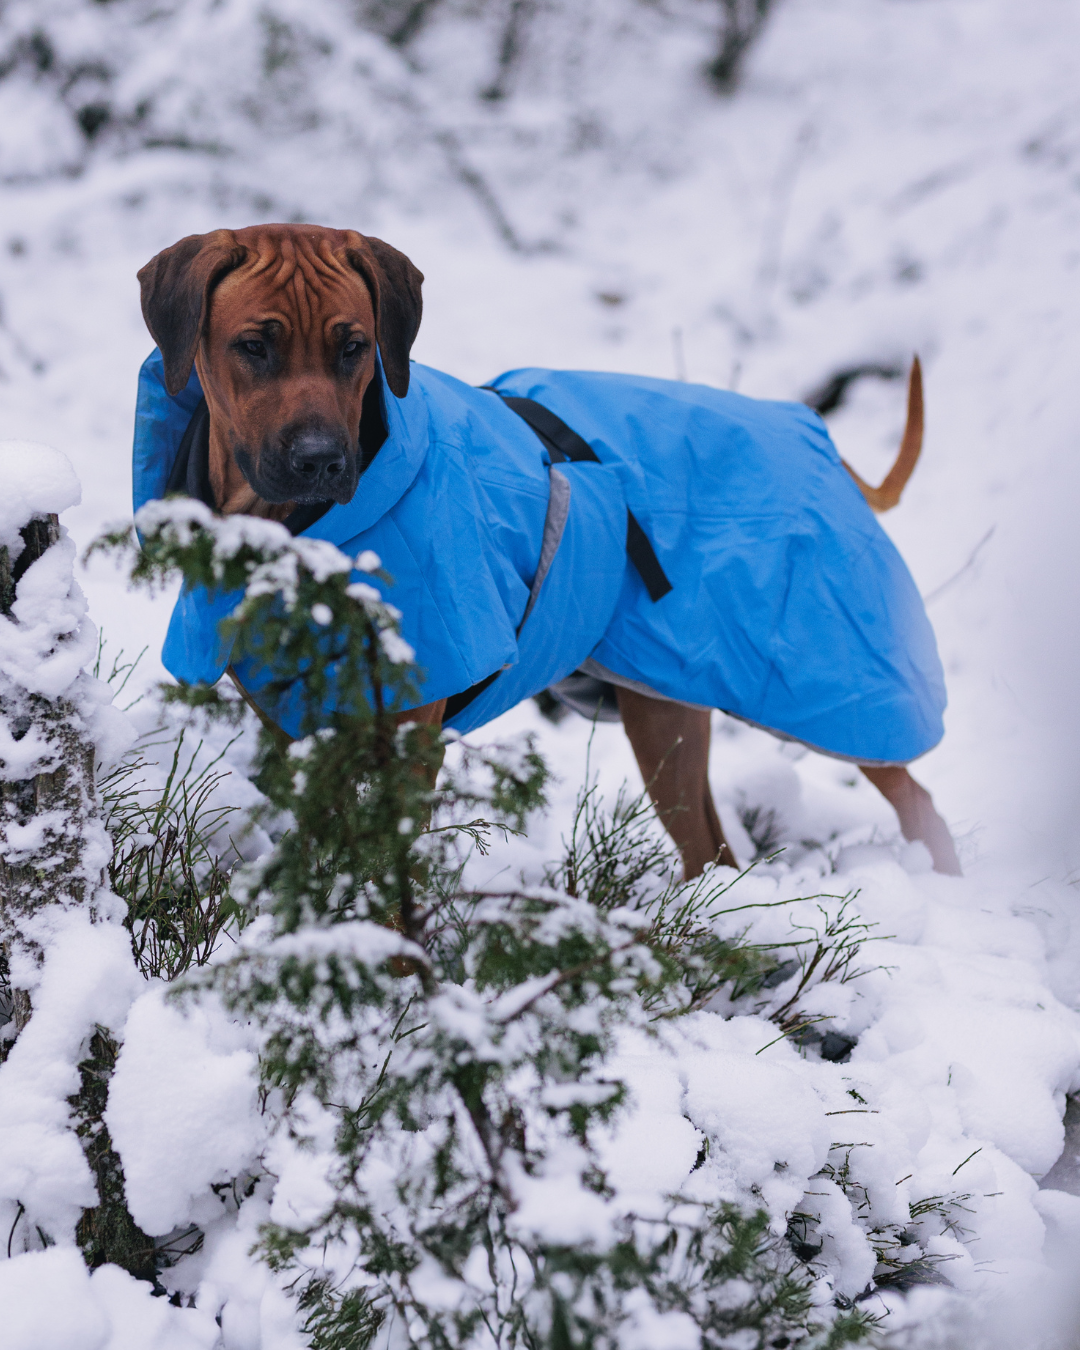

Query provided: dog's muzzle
[248,426,358,505]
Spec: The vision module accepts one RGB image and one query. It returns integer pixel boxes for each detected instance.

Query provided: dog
[133,224,961,878]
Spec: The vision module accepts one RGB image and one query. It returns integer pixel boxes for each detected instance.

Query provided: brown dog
[138,224,961,878]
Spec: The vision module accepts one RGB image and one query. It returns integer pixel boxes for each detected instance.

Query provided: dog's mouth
[236,435,360,507]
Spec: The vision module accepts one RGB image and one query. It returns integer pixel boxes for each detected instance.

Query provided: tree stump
[1,513,99,1032]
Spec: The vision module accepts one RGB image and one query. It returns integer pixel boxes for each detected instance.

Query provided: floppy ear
[137,230,248,395]
[341,233,423,398]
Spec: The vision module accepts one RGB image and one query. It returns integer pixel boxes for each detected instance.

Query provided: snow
[0,1247,219,1350]
[0,1249,111,1350]
[104,991,265,1236]
[2,535,97,698]
[0,444,133,774]
[2,0,1080,1343]
[0,913,143,1238]
[0,441,80,550]
[378,628,416,665]
[459,708,1080,1336]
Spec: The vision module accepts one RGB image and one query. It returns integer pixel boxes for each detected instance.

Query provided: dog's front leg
[394,700,448,796]
[859,764,962,875]
[615,686,737,880]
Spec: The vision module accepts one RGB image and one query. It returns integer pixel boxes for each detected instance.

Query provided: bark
[1,514,99,1019]
[68,1027,159,1281]
[1,519,155,1275]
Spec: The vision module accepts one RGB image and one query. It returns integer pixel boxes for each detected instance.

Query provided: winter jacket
[132,350,946,764]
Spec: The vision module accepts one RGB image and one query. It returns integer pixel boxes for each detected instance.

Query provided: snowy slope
[2,0,1080,1344]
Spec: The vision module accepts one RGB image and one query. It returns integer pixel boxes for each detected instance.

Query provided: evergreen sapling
[96,499,875,1350]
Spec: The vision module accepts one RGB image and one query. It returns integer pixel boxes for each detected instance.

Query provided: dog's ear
[341,233,423,399]
[137,230,248,395]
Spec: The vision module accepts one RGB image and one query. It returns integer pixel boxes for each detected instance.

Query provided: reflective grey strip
[518,467,570,634]
[578,657,708,712]
[580,658,911,766]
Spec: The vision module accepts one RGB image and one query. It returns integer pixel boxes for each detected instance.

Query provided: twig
[754,119,815,318]
[480,0,538,102]
[496,941,640,1024]
[672,328,687,382]
[924,527,995,605]
[431,129,542,255]
[755,1015,832,1055]
[387,0,444,47]
[7,1201,24,1259]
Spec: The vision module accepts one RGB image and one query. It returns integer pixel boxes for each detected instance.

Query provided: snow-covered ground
[2,0,1080,1344]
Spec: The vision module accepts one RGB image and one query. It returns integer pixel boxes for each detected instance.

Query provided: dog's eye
[342,339,365,358]
[242,339,267,359]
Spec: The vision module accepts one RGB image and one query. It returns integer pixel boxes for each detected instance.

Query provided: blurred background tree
[0,0,777,248]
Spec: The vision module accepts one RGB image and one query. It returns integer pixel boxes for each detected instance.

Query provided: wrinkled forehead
[211,229,373,335]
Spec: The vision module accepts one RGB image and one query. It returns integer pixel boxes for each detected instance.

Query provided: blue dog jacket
[132,350,946,764]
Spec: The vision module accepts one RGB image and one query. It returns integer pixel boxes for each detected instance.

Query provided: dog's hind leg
[859,764,961,875]
[615,686,737,880]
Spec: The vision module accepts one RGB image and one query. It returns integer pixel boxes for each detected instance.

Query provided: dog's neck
[207,421,295,522]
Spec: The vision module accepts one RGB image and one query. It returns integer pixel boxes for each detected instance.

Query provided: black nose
[286,432,348,492]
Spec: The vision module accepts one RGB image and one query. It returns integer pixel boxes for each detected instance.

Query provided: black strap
[497,396,601,464]
[443,390,675,724]
[625,511,673,603]
[443,668,502,722]
[491,392,673,603]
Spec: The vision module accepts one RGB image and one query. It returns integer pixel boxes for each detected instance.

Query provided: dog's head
[138,224,423,506]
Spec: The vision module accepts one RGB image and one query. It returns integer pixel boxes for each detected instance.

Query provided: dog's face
[138,224,423,508]
[197,231,377,505]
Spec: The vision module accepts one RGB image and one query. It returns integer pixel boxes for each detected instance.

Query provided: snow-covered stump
[0,444,153,1276]
[0,445,123,1023]
[0,516,97,945]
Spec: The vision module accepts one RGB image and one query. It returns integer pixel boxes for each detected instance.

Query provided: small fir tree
[96,499,874,1350]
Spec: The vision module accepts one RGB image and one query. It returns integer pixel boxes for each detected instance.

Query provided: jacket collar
[298,352,431,548]
[135,348,429,547]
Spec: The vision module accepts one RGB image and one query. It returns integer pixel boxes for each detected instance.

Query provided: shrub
[101,730,245,980]
[95,499,876,1349]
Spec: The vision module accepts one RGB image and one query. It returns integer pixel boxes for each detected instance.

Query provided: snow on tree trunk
[0,443,129,1030]
[0,444,151,1276]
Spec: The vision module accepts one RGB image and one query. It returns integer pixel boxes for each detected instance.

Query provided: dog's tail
[841,356,923,513]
